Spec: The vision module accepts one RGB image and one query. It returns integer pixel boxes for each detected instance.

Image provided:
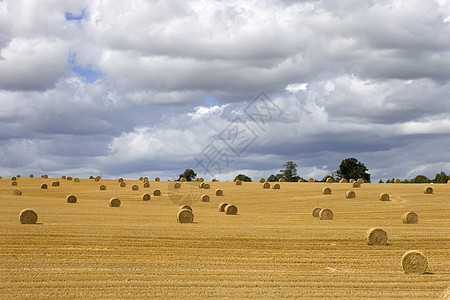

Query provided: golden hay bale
[144,177,148,181]
[11,176,17,181]
[448,180,450,184]
[215,189,224,196]
[61,175,66,179]
[17,175,21,178]
[179,205,192,212]
[278,178,285,182]
[29,174,34,178]
[40,183,48,189]
[120,182,126,187]
[219,203,228,212]
[51,181,60,187]
[180,177,186,182]
[109,198,121,207]
[308,178,314,182]
[235,180,242,185]
[357,178,364,183]
[174,182,181,189]
[67,176,73,181]
[155,177,160,181]
[423,186,433,194]
[319,208,334,220]
[142,193,151,201]
[346,190,356,198]
[89,176,94,179]
[326,177,334,183]
[225,204,238,215]
[201,194,210,202]
[298,179,304,182]
[203,183,210,189]
[44,175,48,179]
[233,177,238,182]
[352,181,361,188]
[402,212,418,224]
[349,179,355,183]
[11,181,18,186]
[323,187,332,195]
[199,182,205,188]
[401,250,428,274]
[74,178,80,183]
[339,178,348,183]
[312,207,322,218]
[19,209,38,224]
[13,189,22,196]
[94,176,101,181]
[99,185,106,191]
[212,178,218,182]
[143,182,150,188]
[365,228,388,245]
[139,176,144,181]
[177,209,194,223]
[132,184,139,191]
[259,178,265,183]
[394,178,401,183]
[66,194,77,203]
[118,178,124,183]
[198,177,204,182]
[273,183,280,189]
[379,193,390,201]
[153,189,161,196]
[263,182,270,189]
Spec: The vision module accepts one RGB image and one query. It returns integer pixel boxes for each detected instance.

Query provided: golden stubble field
[0,177,449,299]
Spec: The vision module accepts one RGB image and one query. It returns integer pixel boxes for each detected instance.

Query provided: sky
[0,0,449,181]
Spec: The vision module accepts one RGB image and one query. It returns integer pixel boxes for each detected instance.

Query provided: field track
[1,177,449,299]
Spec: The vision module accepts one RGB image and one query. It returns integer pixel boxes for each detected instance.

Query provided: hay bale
[201,194,210,202]
[263,182,270,189]
[153,189,161,196]
[118,178,124,183]
[298,179,304,182]
[132,184,139,191]
[74,178,80,183]
[312,207,322,218]
[346,190,356,198]
[199,182,205,189]
[323,187,332,195]
[402,212,418,224]
[448,180,450,184]
[43,175,48,179]
[52,181,60,187]
[278,178,285,182]
[308,178,314,182]
[177,209,194,223]
[143,182,150,188]
[379,193,390,201]
[259,178,265,183]
[19,209,38,224]
[212,178,218,182]
[349,179,355,183]
[67,176,73,181]
[139,176,144,181]
[273,183,280,189]
[142,193,151,201]
[29,174,34,178]
[233,177,238,182]
[357,178,364,183]
[17,175,21,178]
[11,181,18,186]
[365,228,388,245]
[179,205,192,212]
[423,186,433,194]
[11,176,17,181]
[352,181,361,188]
[215,189,223,196]
[203,183,210,189]
[219,203,228,212]
[326,177,334,183]
[198,177,204,182]
[13,189,22,196]
[339,178,348,183]
[40,183,48,189]
[180,177,186,182]
[401,250,428,274]
[109,198,121,207]
[319,208,333,220]
[235,180,242,185]
[120,182,126,187]
[144,177,148,181]
[94,176,101,181]
[225,204,238,215]
[99,185,106,191]
[394,178,401,183]
[174,182,181,189]
[89,176,94,179]
[66,194,77,203]
[61,175,66,179]
[155,177,160,181]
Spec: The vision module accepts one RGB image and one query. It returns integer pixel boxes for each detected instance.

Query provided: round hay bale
[401,250,428,274]
[139,176,144,181]
[51,181,60,187]
[19,209,38,224]
[144,177,148,181]
[109,198,121,207]
[423,186,433,194]
[177,209,194,223]
[118,178,124,183]
[225,204,238,215]
[43,175,48,179]
[17,175,21,178]
[219,203,228,212]
[278,178,285,182]
[365,228,388,246]
[94,176,101,181]
[142,193,151,201]
[11,176,17,181]
[120,182,126,187]
[67,176,73,181]
[346,190,356,198]
[153,189,161,196]
[273,183,280,189]
[199,182,205,189]
[66,194,77,203]
[11,181,18,186]
[308,178,314,182]
[326,177,334,183]
[349,179,355,183]
[402,212,418,224]
[298,179,304,182]
[198,177,204,182]
[394,178,401,183]
[357,178,364,184]
[74,178,80,183]
[179,205,192,212]
[61,175,66,179]
[155,177,160,181]
[89,176,94,179]
[29,174,34,178]
[312,207,322,218]
[13,189,22,196]
[263,182,270,189]
[323,187,332,195]
[352,181,361,188]
[235,180,242,185]
[339,178,348,183]
[99,185,106,191]
[448,180,450,184]
[132,184,139,191]
[143,182,150,188]
[215,189,223,196]
[212,178,218,182]
[180,177,186,182]
[259,178,265,183]
[379,193,390,201]
[174,182,181,189]
[40,183,48,189]
[319,208,334,220]
[233,177,238,182]
[203,183,210,189]
[201,194,210,202]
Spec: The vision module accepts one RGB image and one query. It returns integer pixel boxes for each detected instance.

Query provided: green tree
[335,158,371,182]
[177,169,197,181]
[235,174,252,182]
[410,175,431,183]
[432,171,449,183]
[267,173,284,182]
[280,161,299,182]
[378,179,384,183]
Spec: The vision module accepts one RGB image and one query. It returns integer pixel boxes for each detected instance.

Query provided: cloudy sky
[1,0,449,181]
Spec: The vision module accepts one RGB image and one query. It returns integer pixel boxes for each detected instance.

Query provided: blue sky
[0,0,449,181]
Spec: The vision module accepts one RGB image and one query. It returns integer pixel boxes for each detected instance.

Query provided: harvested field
[0,178,449,299]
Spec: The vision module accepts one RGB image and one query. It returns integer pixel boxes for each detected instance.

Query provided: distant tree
[336,158,371,183]
[410,175,431,183]
[235,174,252,182]
[378,179,384,183]
[177,169,197,181]
[280,161,299,182]
[267,174,284,182]
[432,171,449,183]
